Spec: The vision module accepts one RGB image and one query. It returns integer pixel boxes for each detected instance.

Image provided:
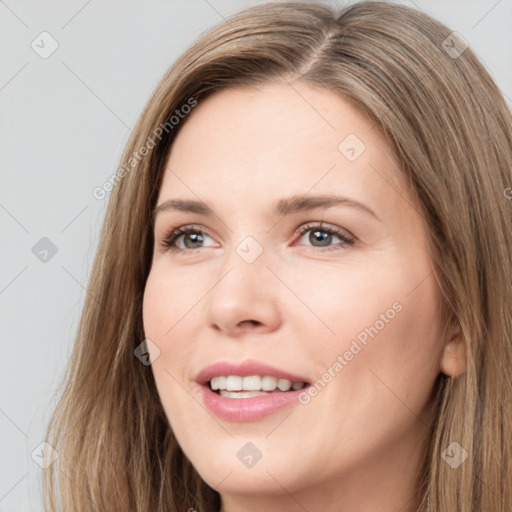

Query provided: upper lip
[195,359,310,386]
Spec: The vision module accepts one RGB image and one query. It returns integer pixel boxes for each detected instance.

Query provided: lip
[195,360,311,422]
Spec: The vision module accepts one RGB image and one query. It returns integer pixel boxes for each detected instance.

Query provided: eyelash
[159,222,355,254]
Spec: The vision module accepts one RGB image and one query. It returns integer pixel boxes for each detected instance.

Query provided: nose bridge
[214,232,271,300]
[204,232,281,332]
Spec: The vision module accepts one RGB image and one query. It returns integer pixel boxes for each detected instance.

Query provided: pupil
[310,230,331,246]
[184,232,203,248]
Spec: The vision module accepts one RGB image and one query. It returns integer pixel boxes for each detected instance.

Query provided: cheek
[303,259,443,401]
[142,270,182,380]
[142,270,198,428]
[290,273,443,467]
[142,264,209,376]
[142,275,162,339]
[142,263,203,340]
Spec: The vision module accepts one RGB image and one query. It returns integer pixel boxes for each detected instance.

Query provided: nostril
[239,320,260,327]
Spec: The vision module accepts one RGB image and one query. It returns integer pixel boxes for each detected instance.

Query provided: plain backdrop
[1,0,510,510]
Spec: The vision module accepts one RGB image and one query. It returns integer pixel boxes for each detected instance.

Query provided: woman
[44,1,512,511]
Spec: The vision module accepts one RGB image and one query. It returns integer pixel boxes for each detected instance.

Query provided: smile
[196,361,312,421]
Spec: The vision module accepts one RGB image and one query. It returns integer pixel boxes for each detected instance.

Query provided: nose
[204,244,282,337]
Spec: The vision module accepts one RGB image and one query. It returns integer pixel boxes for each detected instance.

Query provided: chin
[181,437,305,495]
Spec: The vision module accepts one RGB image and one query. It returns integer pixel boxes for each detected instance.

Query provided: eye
[160,225,216,252]
[294,222,355,251]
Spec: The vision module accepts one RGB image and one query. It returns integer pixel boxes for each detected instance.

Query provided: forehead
[159,82,411,219]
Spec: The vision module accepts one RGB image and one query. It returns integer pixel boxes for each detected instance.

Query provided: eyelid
[295,221,354,241]
[159,224,217,250]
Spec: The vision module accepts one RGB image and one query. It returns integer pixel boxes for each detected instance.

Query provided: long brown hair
[44,2,512,510]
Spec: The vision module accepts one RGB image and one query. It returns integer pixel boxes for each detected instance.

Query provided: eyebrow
[152,194,380,221]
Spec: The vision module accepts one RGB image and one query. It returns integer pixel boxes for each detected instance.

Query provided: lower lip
[198,384,309,422]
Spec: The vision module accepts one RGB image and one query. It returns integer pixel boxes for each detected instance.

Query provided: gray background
[1,0,510,510]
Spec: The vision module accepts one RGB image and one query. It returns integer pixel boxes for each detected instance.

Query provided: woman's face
[143,82,458,511]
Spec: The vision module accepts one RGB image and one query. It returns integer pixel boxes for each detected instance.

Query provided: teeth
[243,375,263,391]
[209,375,306,392]
[210,376,226,390]
[220,390,269,399]
[261,376,277,391]
[226,376,242,391]
[277,378,292,391]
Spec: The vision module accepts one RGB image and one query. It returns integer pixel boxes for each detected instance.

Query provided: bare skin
[142,80,466,512]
